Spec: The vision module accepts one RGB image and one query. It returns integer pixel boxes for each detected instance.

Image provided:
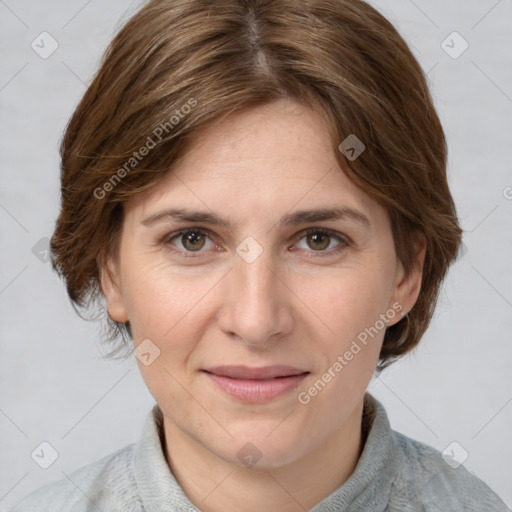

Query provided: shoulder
[389,429,509,511]
[9,443,142,512]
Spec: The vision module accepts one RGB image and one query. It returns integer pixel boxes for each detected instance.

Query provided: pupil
[184,232,204,251]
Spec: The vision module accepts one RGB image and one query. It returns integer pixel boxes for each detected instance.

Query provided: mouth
[201,365,310,402]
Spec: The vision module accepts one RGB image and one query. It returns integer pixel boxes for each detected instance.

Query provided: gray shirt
[10,392,509,511]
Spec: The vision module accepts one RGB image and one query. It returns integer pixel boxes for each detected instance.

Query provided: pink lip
[201,365,309,402]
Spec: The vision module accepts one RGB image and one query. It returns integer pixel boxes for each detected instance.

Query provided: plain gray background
[1,0,511,509]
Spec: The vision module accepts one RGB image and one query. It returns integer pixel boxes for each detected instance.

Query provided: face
[102,98,424,469]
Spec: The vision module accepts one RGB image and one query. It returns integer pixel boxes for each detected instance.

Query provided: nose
[216,247,294,348]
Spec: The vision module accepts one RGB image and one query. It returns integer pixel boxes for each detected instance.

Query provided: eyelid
[294,227,351,245]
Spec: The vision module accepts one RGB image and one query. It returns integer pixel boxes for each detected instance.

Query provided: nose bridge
[218,238,293,345]
[233,233,278,296]
[237,249,277,300]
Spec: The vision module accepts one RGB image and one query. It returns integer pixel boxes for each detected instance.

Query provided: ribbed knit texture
[10,393,509,511]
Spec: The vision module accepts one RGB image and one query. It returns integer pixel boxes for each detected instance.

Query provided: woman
[10,0,509,510]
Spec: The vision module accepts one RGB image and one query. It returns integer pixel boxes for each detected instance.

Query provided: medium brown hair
[51,0,462,371]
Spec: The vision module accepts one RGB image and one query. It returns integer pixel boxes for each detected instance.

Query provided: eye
[293,228,349,257]
[162,227,349,258]
[163,228,217,256]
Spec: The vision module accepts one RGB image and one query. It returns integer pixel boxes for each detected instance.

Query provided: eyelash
[162,227,350,259]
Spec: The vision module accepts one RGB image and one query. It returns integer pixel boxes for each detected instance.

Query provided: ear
[388,231,426,326]
[98,253,129,323]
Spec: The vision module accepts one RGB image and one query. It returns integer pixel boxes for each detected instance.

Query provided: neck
[162,400,366,512]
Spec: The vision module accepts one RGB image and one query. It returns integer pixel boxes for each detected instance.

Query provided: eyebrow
[141,206,371,229]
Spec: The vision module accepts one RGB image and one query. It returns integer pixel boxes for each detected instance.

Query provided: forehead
[179,98,335,179]
[125,98,383,227]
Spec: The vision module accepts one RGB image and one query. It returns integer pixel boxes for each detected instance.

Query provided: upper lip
[202,365,309,380]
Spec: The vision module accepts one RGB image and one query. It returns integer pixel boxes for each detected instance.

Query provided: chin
[211,427,307,469]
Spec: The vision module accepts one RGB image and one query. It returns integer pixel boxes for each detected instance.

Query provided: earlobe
[389,233,427,323]
[98,255,129,323]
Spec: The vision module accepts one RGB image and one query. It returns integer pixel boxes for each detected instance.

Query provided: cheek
[123,261,216,402]
[121,259,221,344]
[297,269,390,417]
[306,264,393,349]
[123,259,196,341]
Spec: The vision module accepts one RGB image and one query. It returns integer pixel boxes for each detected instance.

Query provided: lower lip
[202,371,309,402]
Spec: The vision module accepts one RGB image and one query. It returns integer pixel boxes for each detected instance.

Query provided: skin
[101,98,426,512]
